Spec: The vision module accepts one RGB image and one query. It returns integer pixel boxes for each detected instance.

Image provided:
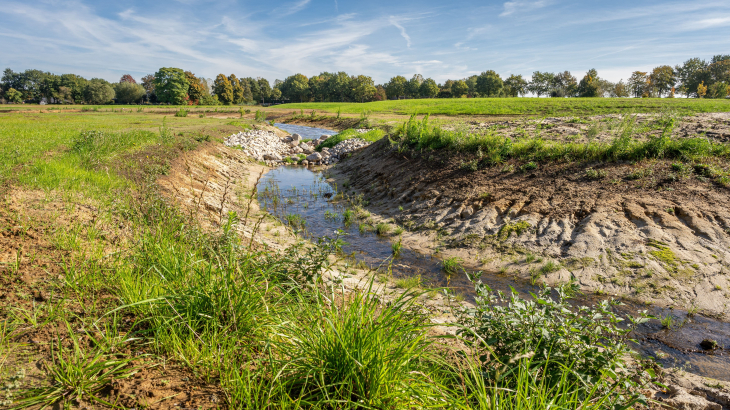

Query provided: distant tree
[476,70,503,97]
[214,74,234,105]
[83,79,115,104]
[675,58,709,97]
[141,74,156,102]
[153,67,189,105]
[407,74,424,98]
[707,82,730,99]
[504,74,528,97]
[697,81,707,98]
[351,75,376,102]
[613,80,629,98]
[185,71,206,104]
[649,65,676,97]
[627,71,648,98]
[114,82,145,104]
[528,71,554,97]
[229,74,244,104]
[452,80,469,98]
[246,77,261,101]
[465,75,479,97]
[309,74,330,102]
[327,72,351,101]
[374,85,387,101]
[385,76,407,99]
[280,74,310,102]
[258,78,272,103]
[56,86,73,103]
[419,78,439,98]
[241,79,252,102]
[271,88,282,100]
[708,59,730,84]
[5,87,22,103]
[550,71,577,97]
[577,69,601,97]
[120,74,136,84]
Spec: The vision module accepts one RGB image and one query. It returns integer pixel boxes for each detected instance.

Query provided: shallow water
[274,123,335,140]
[259,164,730,381]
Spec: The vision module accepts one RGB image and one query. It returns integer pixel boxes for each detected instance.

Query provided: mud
[330,117,730,321]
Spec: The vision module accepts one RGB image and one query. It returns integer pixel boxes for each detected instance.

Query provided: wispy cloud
[389,17,411,48]
[272,0,311,17]
[500,1,548,17]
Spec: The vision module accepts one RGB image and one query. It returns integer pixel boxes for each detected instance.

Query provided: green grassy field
[277,97,730,117]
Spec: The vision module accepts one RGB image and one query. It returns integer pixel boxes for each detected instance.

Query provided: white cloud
[272,0,311,17]
[500,1,549,17]
[389,17,412,48]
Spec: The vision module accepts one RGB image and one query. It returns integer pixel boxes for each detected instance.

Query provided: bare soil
[330,115,730,320]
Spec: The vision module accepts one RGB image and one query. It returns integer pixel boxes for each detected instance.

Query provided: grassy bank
[0,110,654,409]
[276,97,730,117]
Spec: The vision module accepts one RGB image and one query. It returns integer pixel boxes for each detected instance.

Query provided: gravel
[224,129,373,166]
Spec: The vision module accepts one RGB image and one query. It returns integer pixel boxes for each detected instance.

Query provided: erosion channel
[259,123,730,382]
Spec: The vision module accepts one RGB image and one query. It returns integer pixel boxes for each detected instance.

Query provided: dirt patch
[330,132,730,319]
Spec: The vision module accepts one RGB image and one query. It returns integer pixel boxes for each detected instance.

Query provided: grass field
[276,97,730,117]
[0,109,653,408]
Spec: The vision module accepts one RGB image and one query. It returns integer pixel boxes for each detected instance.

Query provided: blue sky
[1,0,729,85]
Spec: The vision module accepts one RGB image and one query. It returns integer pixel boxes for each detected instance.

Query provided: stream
[257,126,730,381]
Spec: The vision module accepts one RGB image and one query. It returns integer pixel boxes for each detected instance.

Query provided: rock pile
[224,130,372,166]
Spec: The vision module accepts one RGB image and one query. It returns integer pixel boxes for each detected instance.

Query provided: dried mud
[331,116,730,320]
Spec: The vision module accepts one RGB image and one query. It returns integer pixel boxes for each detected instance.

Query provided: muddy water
[274,123,335,140]
[259,164,730,381]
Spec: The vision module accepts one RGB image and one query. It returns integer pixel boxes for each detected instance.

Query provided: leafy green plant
[392,238,403,257]
[442,256,463,275]
[254,110,267,122]
[394,275,420,289]
[457,273,651,408]
[585,167,607,180]
[375,222,392,235]
[174,108,189,117]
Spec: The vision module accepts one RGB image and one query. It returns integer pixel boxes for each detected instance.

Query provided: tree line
[2,54,728,105]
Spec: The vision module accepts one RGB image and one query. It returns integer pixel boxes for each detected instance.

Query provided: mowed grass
[277,97,730,117]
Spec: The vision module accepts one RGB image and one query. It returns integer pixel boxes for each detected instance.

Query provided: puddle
[274,123,335,140]
[258,164,730,381]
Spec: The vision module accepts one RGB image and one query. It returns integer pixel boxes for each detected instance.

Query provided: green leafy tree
[308,73,331,102]
[258,78,271,103]
[504,74,528,97]
[350,75,376,102]
[327,72,351,102]
[5,87,22,103]
[613,80,629,97]
[451,80,469,98]
[419,78,439,98]
[272,88,282,100]
[229,74,244,104]
[114,82,146,104]
[528,71,554,97]
[675,58,709,97]
[550,71,577,97]
[407,74,424,98]
[185,71,206,104]
[374,85,387,101]
[245,77,260,102]
[83,78,115,104]
[476,70,503,97]
[280,74,310,102]
[649,65,676,97]
[627,71,648,98]
[577,69,600,97]
[214,74,234,105]
[465,75,479,97]
[153,67,189,105]
[708,82,730,99]
[385,76,407,99]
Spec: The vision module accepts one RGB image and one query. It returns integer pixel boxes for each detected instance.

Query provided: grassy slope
[276,97,730,116]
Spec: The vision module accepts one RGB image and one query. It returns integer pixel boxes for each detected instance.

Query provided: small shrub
[174,108,189,117]
[520,161,537,172]
[626,167,653,180]
[460,159,478,172]
[254,110,267,122]
[392,239,403,257]
[498,221,531,240]
[457,274,650,407]
[585,167,607,180]
[539,260,560,274]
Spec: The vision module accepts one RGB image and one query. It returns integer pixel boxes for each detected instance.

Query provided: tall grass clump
[316,129,385,151]
[254,110,267,122]
[395,115,730,165]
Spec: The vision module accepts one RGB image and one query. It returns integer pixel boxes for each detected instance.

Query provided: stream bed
[274,123,335,140]
[258,164,730,381]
